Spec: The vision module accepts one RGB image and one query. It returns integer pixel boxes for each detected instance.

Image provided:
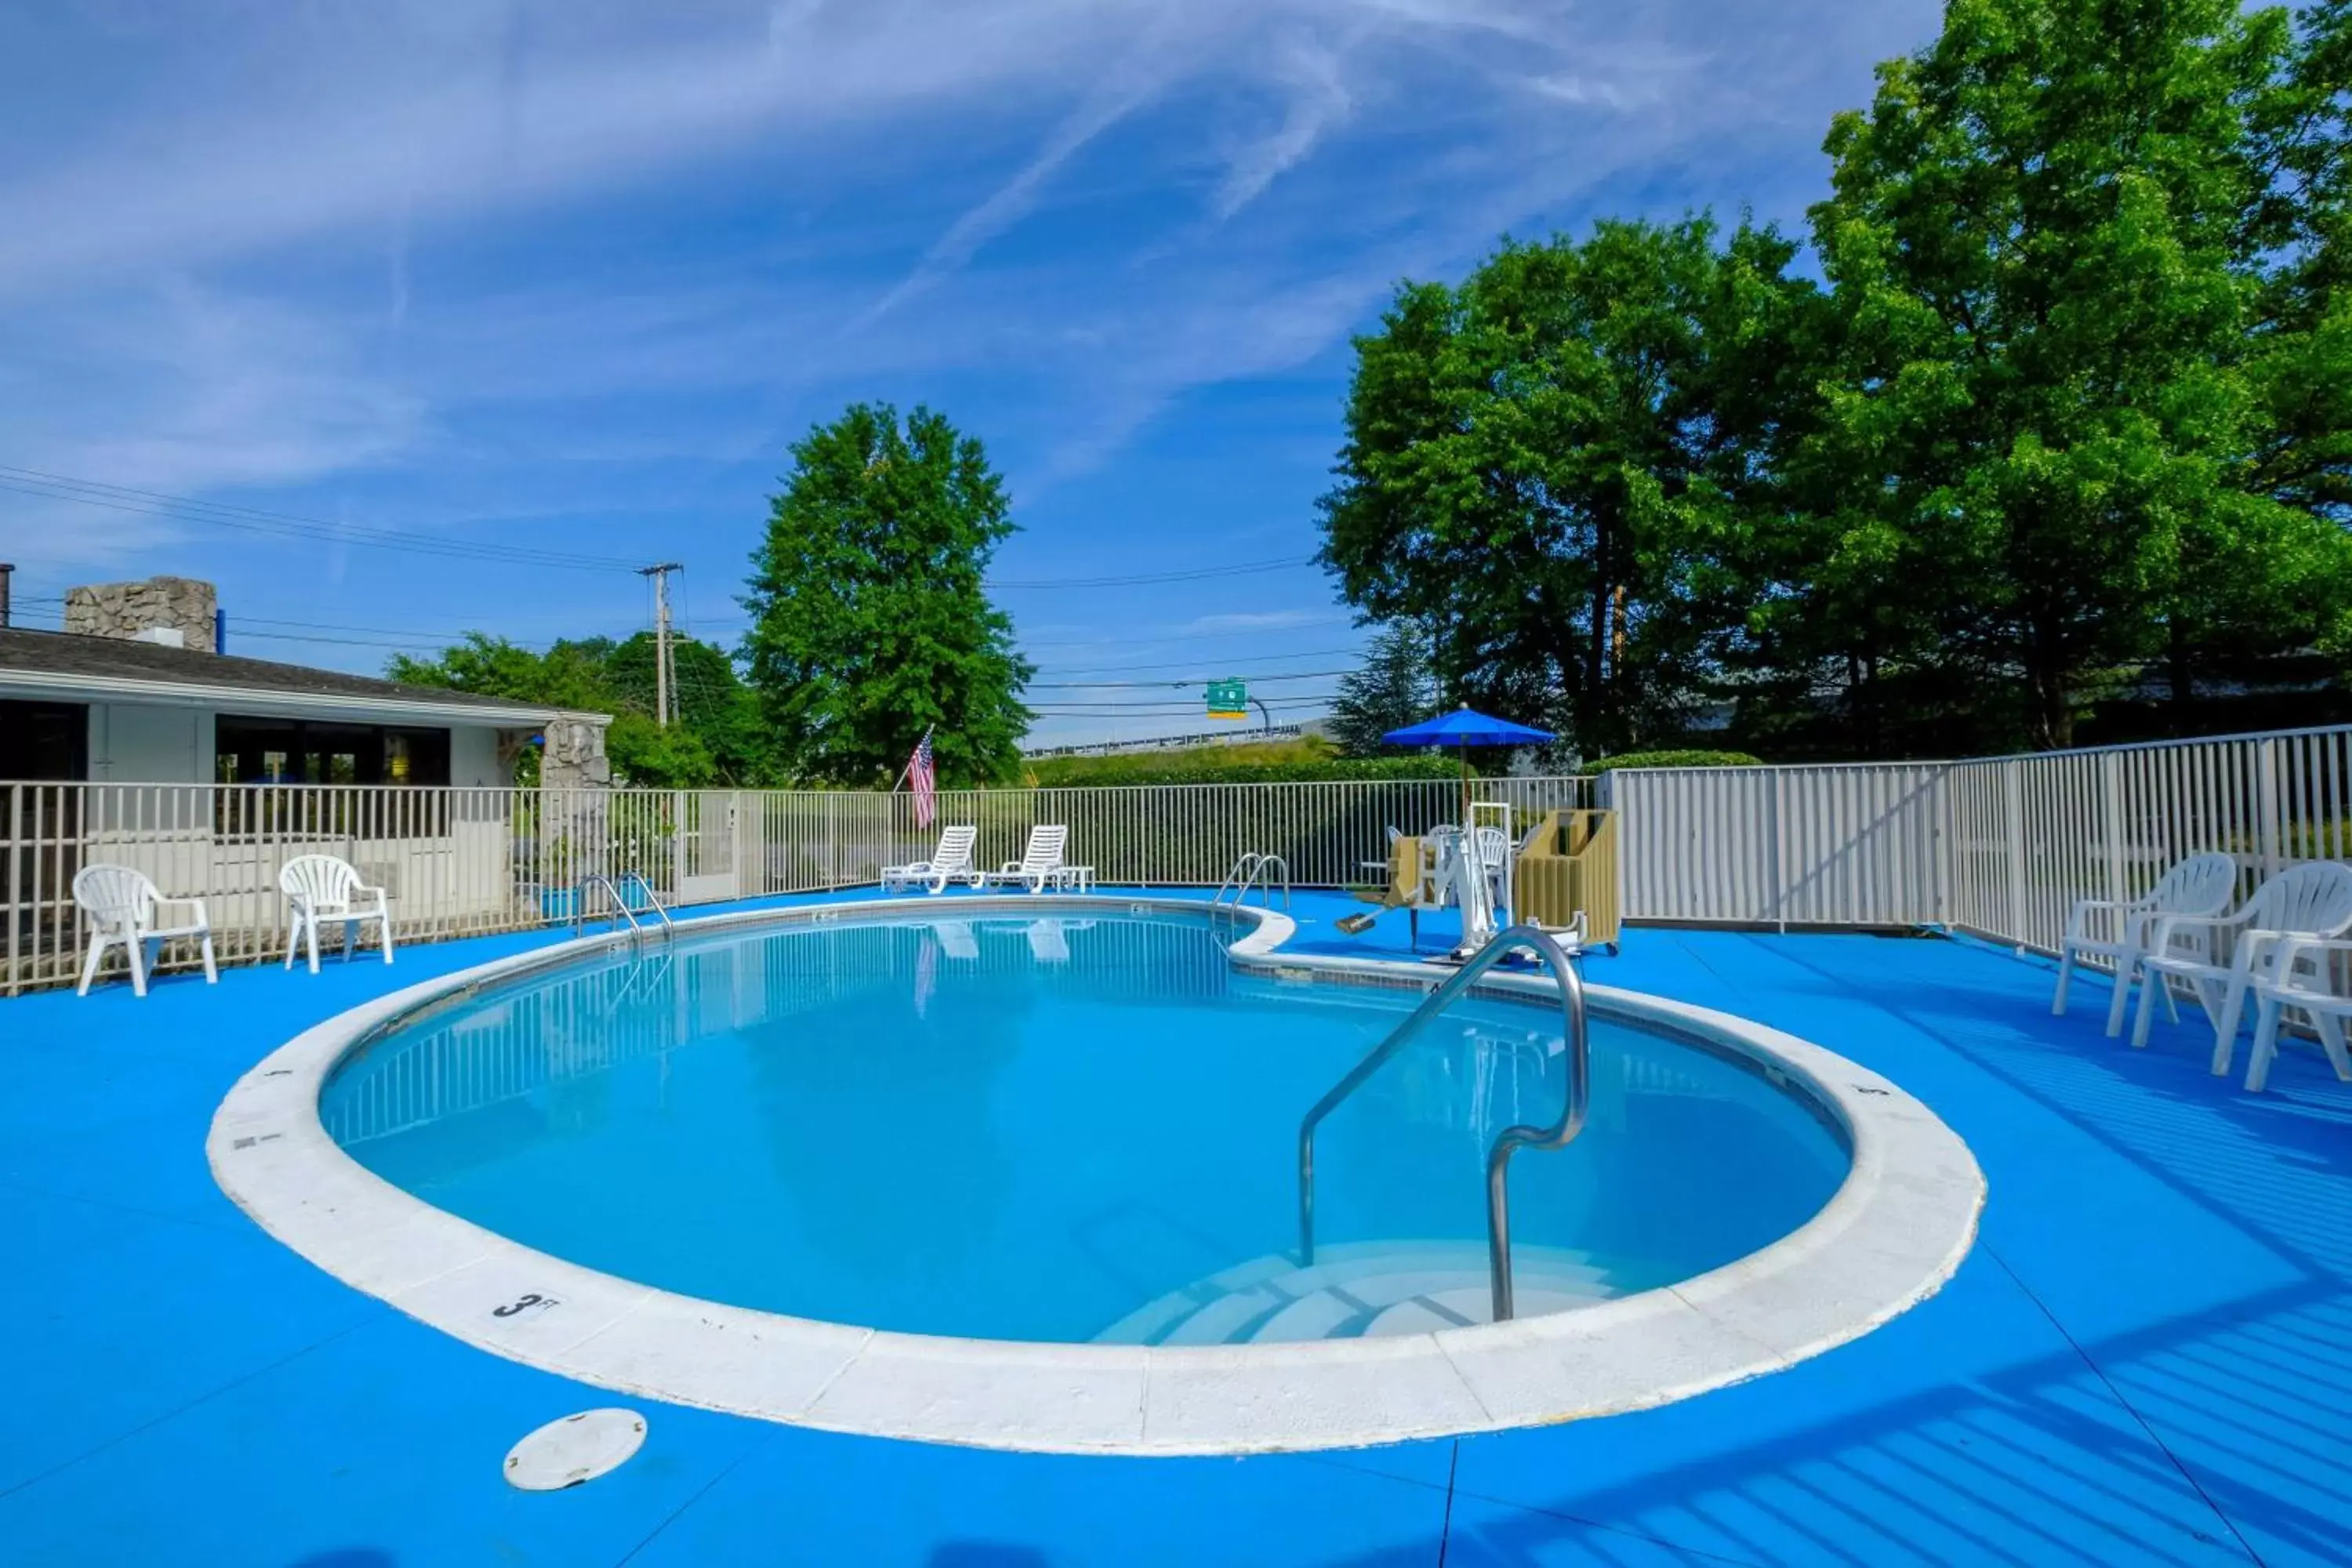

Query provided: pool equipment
[1512,810,1621,953]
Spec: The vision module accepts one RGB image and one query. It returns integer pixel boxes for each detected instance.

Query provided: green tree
[388,632,752,788]
[1806,0,2352,747]
[603,633,772,782]
[1318,216,1813,757]
[742,403,1033,786]
[1326,621,1440,756]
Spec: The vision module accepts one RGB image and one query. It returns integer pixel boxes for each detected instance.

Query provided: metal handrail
[1295,924,1588,1323]
[1212,851,1292,911]
[574,873,675,944]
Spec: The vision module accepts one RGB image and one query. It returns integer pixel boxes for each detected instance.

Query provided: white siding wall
[450,724,509,787]
[86,702,210,783]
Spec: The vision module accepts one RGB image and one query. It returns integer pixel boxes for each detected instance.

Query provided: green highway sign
[1205,678,1248,718]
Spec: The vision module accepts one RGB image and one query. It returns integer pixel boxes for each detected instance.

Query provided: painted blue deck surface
[2,888,2349,1566]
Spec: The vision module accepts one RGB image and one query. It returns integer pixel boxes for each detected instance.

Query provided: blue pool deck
[5,888,2351,1566]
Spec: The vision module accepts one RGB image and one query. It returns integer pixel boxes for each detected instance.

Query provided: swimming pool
[319,911,1849,1346]
[212,895,1983,1454]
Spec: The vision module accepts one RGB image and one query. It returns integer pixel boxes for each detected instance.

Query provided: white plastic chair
[2053,851,2238,1035]
[2130,861,2352,1070]
[881,826,981,895]
[279,853,395,975]
[986,825,1069,894]
[2243,936,2352,1092]
[71,864,216,997]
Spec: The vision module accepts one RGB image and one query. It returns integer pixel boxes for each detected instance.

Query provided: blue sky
[0,0,1939,748]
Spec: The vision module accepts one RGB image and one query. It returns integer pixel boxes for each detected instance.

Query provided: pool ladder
[1213,851,1291,911]
[573,873,676,947]
[1295,924,1588,1323]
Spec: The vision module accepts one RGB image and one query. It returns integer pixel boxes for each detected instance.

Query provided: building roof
[0,626,608,730]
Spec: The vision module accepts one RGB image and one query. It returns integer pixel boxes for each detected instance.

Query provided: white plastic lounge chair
[987,825,1069,894]
[71,864,216,998]
[280,853,395,975]
[2243,937,2352,1092]
[2129,861,2352,1069]
[882,826,980,895]
[2054,851,2238,1035]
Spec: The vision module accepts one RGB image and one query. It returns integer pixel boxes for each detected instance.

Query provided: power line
[1025,669,1349,690]
[0,466,646,573]
[1030,644,1366,677]
[985,557,1313,590]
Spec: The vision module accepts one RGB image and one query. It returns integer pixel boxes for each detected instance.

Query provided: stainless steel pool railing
[573,873,676,946]
[1295,924,1590,1323]
[1213,851,1292,911]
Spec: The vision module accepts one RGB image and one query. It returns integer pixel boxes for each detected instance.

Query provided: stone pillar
[64,576,220,652]
[538,715,612,897]
[540,717,612,789]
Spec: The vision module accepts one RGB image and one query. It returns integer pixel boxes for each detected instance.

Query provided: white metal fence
[9,725,2350,995]
[1605,725,2352,953]
[2,775,1599,995]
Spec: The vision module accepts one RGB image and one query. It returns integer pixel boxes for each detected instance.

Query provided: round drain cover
[503,1409,647,1491]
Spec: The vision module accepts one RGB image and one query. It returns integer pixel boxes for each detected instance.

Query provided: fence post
[2002,758,2028,954]
[2102,750,2125,917]
[2257,737,2283,878]
[1772,769,1788,935]
[5,784,18,997]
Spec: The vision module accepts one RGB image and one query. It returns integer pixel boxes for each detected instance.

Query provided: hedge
[1574,749,1762,774]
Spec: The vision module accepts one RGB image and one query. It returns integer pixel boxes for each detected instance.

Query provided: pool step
[1094,1240,1619,1346]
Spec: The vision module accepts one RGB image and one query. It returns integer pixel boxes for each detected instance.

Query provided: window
[213,718,451,787]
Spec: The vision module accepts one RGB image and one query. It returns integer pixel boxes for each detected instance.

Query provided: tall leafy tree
[742,403,1033,786]
[1319,216,1814,757]
[1806,0,2352,747]
[1327,620,1441,756]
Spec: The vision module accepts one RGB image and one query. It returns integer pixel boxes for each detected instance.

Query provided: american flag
[907,728,937,829]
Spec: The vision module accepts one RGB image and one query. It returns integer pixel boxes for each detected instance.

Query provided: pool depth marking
[209,895,1985,1457]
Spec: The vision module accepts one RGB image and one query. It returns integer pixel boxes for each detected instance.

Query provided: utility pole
[638,563,684,727]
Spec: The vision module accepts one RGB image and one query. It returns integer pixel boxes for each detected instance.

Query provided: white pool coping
[209,895,1985,1457]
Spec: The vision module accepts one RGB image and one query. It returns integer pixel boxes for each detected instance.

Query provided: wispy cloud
[1180,608,1348,634]
[0,0,1945,699]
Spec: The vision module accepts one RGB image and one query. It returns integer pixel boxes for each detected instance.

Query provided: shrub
[1575,748,1762,774]
[1024,745,1461,788]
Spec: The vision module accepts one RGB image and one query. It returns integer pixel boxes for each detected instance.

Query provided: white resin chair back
[2244,861,2352,937]
[279,853,364,909]
[73,863,159,933]
[2148,853,2240,919]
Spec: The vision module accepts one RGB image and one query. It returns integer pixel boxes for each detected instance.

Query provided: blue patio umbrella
[1381,707,1555,749]
[1383,706,1556,818]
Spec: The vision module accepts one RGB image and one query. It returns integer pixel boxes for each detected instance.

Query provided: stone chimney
[64,576,219,653]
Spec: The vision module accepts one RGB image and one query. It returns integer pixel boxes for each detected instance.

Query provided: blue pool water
[321,913,1848,1344]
